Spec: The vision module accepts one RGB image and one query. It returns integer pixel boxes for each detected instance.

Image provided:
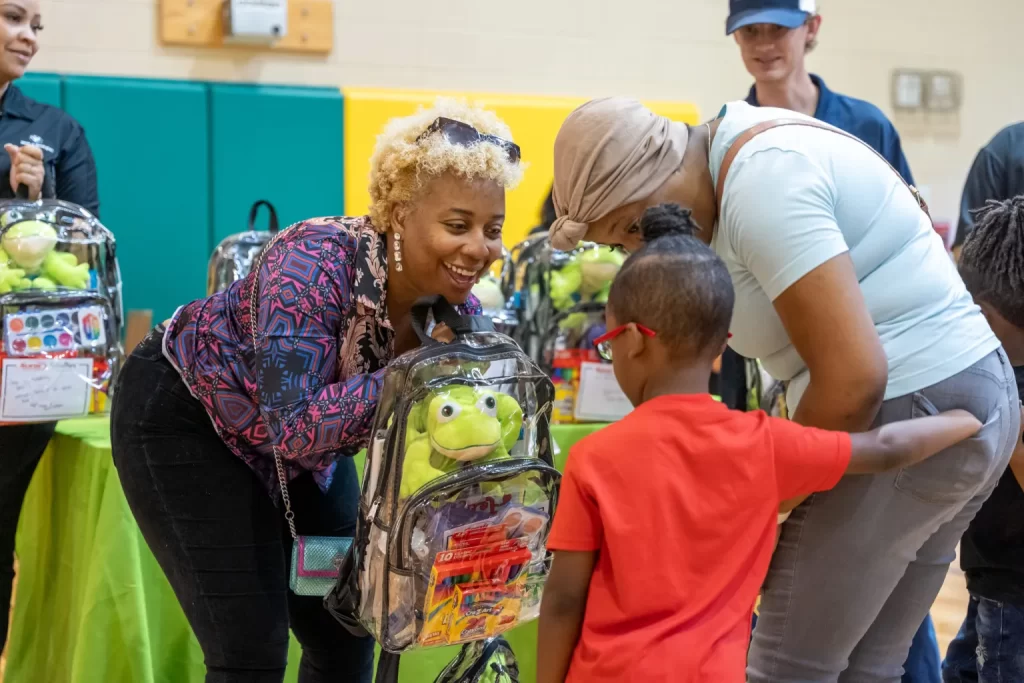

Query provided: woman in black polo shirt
[0,0,100,654]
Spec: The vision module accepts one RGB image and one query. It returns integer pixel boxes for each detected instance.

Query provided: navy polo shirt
[745,74,915,184]
[954,122,1024,248]
[0,85,99,217]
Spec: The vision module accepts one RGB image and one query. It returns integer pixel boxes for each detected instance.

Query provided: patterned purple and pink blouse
[162,216,480,493]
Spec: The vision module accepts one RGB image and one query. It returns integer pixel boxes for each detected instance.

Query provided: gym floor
[933,551,970,655]
[0,556,971,682]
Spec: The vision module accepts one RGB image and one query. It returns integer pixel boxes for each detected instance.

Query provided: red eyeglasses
[593,325,733,361]
[593,324,656,361]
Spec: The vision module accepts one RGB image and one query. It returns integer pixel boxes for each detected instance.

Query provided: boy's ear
[626,323,648,360]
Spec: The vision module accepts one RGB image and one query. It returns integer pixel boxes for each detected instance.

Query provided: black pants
[1,421,55,652]
[110,331,374,683]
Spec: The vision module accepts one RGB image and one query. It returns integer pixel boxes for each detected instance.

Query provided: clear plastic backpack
[471,247,518,338]
[506,235,623,373]
[0,195,123,424]
[328,296,559,669]
[207,200,280,295]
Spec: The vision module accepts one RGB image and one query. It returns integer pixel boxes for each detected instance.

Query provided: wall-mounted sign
[893,70,924,110]
[926,71,961,112]
[891,69,963,113]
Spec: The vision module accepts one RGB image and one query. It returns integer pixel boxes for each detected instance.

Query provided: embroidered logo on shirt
[21,134,55,154]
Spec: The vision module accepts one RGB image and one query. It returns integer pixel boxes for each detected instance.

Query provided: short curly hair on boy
[609,204,735,359]
[367,98,525,230]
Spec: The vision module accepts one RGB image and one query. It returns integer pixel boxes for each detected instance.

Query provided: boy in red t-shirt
[536,204,983,683]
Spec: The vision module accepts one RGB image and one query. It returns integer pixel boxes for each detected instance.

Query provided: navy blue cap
[726,0,816,35]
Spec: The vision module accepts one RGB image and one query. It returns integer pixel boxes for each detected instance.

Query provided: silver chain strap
[248,229,299,540]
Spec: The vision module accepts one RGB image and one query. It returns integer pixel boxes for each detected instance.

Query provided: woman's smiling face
[392,171,506,304]
[0,0,41,83]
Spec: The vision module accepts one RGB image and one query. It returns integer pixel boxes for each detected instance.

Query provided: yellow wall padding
[342,88,701,246]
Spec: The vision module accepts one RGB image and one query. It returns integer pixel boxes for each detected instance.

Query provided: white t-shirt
[709,101,999,410]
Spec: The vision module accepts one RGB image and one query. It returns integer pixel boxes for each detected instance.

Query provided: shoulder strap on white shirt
[715,118,930,222]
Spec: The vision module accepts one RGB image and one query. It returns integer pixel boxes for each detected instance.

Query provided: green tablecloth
[7,418,603,683]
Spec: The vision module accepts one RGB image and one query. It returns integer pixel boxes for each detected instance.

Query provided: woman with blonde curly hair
[109,99,523,683]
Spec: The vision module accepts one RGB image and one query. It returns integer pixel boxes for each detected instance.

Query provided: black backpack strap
[323,538,368,638]
[376,651,401,683]
[463,315,497,334]
[410,295,494,345]
[248,200,280,233]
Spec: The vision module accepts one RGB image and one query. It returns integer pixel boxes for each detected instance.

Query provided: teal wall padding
[63,76,212,323]
[209,84,344,243]
[15,72,62,108]
[10,73,347,324]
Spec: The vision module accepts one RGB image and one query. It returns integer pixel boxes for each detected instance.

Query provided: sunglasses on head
[416,117,522,164]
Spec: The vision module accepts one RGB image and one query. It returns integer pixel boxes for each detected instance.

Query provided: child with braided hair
[943,194,1024,682]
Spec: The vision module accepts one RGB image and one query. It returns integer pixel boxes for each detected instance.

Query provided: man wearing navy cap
[724,2,941,682]
[728,0,913,182]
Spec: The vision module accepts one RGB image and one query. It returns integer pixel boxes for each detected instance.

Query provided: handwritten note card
[1,358,93,421]
[574,361,633,423]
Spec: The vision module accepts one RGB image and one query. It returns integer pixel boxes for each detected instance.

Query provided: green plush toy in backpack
[400,385,524,499]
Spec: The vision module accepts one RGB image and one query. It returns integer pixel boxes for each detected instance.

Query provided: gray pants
[748,349,1020,682]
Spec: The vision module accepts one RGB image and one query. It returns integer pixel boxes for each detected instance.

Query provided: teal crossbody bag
[250,228,353,598]
[288,534,352,596]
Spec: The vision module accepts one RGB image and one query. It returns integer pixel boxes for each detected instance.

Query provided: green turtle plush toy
[546,246,625,332]
[400,385,523,499]
[0,247,26,294]
[0,220,91,290]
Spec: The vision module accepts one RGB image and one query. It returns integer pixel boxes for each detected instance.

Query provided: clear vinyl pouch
[0,196,123,424]
[329,296,559,655]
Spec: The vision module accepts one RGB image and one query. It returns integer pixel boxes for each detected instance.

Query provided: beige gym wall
[34,0,1024,228]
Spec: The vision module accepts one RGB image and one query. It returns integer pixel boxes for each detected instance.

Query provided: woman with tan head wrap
[549,97,1018,681]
